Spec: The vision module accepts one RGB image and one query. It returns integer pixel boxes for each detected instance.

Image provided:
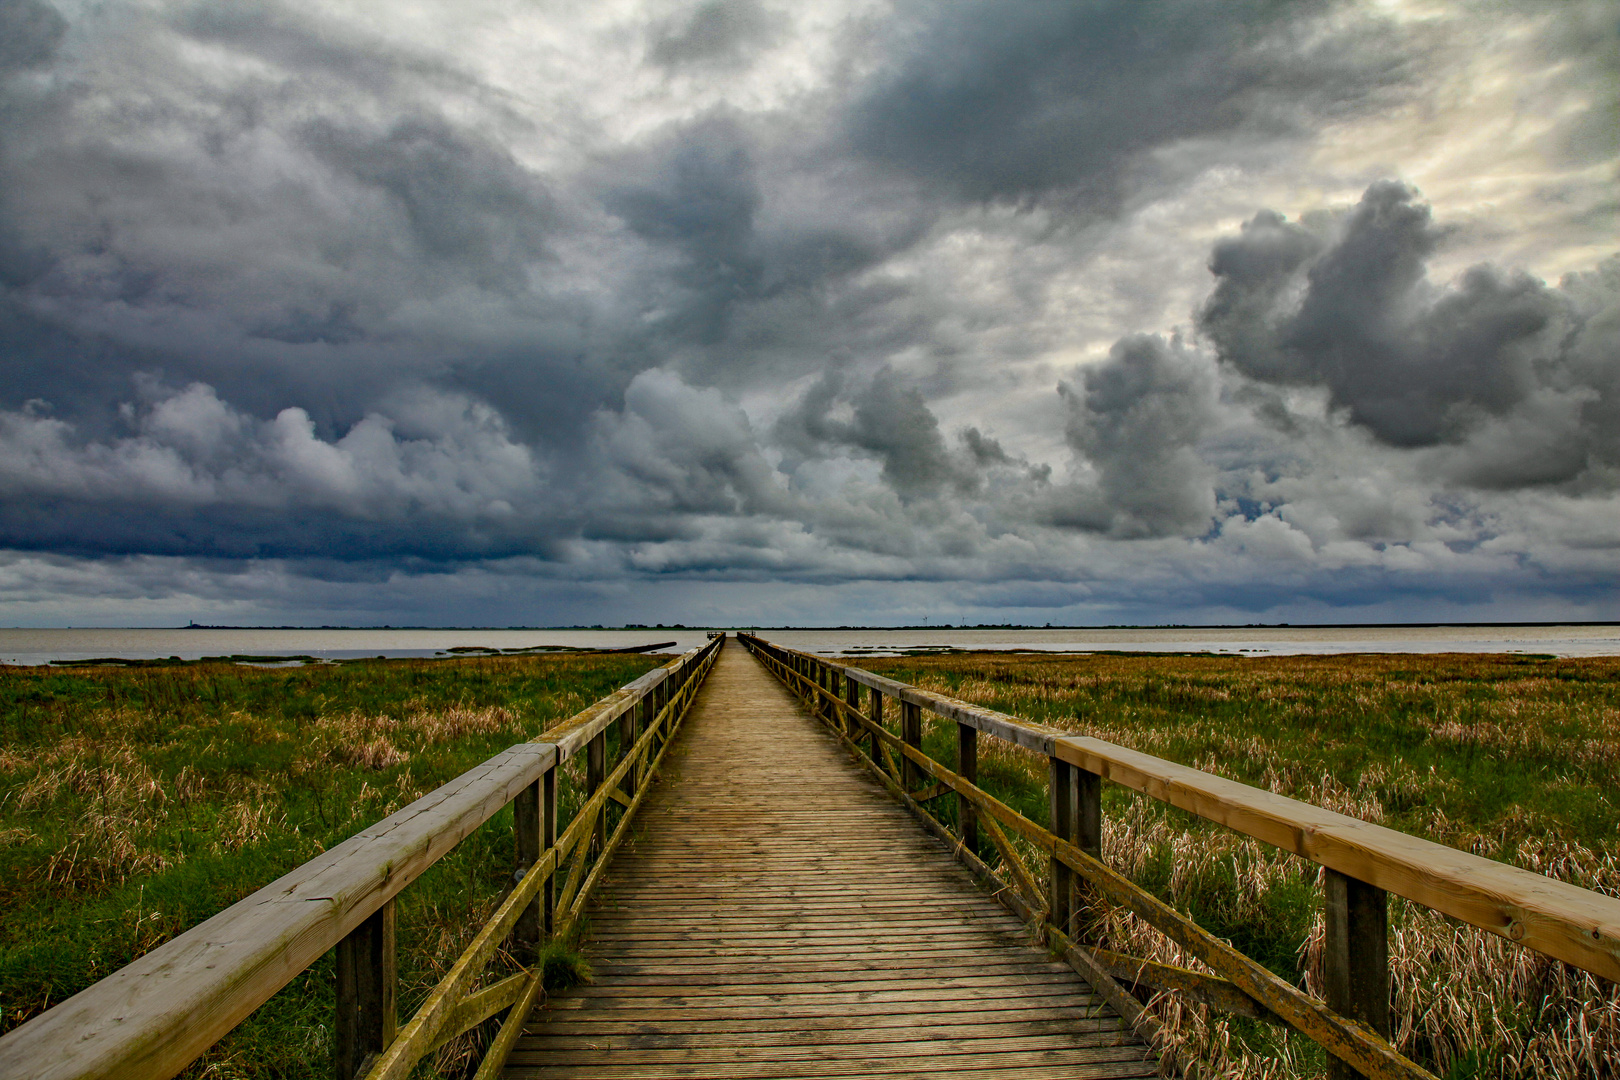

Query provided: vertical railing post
[620,694,638,796]
[587,730,606,856]
[868,687,884,760]
[1048,758,1075,936]
[513,779,542,964]
[1073,764,1101,935]
[335,900,396,1080]
[900,699,922,789]
[541,761,557,936]
[957,721,978,854]
[1324,870,1391,1080]
[639,683,657,773]
[844,672,861,739]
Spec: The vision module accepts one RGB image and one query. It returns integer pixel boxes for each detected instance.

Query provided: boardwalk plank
[503,641,1153,1079]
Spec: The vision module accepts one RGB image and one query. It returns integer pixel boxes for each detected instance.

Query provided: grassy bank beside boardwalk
[861,651,1619,1080]
[0,652,661,1078]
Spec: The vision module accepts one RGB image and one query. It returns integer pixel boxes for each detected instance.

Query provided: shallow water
[1,624,1616,666]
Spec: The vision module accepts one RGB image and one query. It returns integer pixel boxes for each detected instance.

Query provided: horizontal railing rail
[0,635,725,1080]
[739,633,1620,1080]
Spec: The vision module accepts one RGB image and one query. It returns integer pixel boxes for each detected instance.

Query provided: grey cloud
[606,114,763,345]
[848,0,1408,206]
[591,368,790,519]
[0,380,558,560]
[1200,182,1620,486]
[1058,334,1219,537]
[649,0,780,68]
[0,0,1614,627]
[1524,0,1620,169]
[177,2,475,97]
[300,114,557,293]
[776,366,975,498]
[961,427,1011,467]
[0,0,64,73]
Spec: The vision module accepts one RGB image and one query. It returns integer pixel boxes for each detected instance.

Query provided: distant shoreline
[5,620,1616,632]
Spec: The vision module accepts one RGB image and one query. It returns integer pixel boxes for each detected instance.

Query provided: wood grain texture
[506,643,1154,1080]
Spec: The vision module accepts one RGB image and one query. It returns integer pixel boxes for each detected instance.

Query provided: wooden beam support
[587,730,606,856]
[957,721,978,856]
[1325,869,1392,1080]
[868,687,884,761]
[844,672,861,740]
[512,780,541,964]
[1049,758,1075,939]
[540,764,557,937]
[900,699,922,790]
[335,899,395,1080]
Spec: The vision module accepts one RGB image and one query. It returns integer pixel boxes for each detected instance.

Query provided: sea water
[1,624,1617,666]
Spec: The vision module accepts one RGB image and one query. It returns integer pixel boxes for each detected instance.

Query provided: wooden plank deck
[504,640,1156,1079]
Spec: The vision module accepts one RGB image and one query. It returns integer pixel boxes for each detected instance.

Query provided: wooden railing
[0,635,725,1080]
[739,633,1620,1080]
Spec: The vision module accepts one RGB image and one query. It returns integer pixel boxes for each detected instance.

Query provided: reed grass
[863,651,1619,1080]
[0,652,659,1078]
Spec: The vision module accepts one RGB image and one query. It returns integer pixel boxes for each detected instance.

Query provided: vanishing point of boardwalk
[504,642,1156,1079]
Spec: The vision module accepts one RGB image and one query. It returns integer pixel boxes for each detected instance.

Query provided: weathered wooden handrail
[739,633,1620,1080]
[0,636,725,1080]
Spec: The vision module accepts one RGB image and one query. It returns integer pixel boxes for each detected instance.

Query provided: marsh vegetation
[0,653,659,1077]
[862,651,1619,1079]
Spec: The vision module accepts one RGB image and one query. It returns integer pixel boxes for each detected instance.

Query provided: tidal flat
[0,653,659,1076]
[861,650,1619,1079]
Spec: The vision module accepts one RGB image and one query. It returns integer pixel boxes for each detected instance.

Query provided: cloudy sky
[0,0,1615,627]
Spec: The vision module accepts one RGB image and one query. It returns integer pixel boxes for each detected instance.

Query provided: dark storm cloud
[775,365,973,498]
[1200,183,1620,485]
[0,0,1614,626]
[606,114,764,345]
[848,0,1408,206]
[0,0,65,73]
[1057,334,1219,537]
[299,114,558,293]
[649,0,781,68]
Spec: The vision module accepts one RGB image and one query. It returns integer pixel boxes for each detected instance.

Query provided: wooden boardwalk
[504,641,1155,1079]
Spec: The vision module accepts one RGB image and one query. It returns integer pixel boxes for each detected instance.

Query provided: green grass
[0,653,661,1077]
[858,650,1619,1078]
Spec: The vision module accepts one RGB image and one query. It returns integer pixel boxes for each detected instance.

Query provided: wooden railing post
[868,687,884,760]
[1049,759,1075,936]
[957,721,978,854]
[335,899,396,1080]
[587,729,606,856]
[513,780,542,963]
[1073,765,1101,935]
[1324,870,1391,1080]
[901,699,922,789]
[844,671,861,738]
[637,685,656,784]
[541,762,557,936]
[619,691,639,796]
